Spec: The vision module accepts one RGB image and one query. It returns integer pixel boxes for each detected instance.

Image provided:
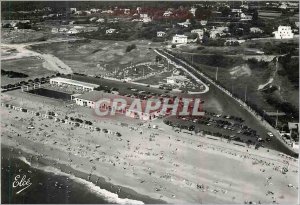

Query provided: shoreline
[2,143,166,204]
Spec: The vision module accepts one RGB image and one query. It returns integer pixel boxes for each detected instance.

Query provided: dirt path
[1,38,81,74]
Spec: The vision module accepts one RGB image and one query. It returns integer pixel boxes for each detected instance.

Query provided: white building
[74,11,83,15]
[106,28,116,34]
[273,26,294,39]
[89,17,97,22]
[124,8,130,15]
[191,29,204,39]
[50,77,99,92]
[172,34,188,44]
[250,27,263,33]
[163,11,173,17]
[178,19,191,28]
[200,20,207,26]
[240,13,252,21]
[67,28,80,34]
[210,26,228,38]
[72,91,160,121]
[59,27,68,33]
[231,8,242,13]
[96,18,105,23]
[140,13,148,18]
[190,7,197,17]
[166,75,188,85]
[157,31,166,37]
[142,17,152,23]
[70,8,77,13]
[51,27,59,33]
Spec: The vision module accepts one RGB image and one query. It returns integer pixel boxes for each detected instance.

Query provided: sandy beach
[1,91,298,204]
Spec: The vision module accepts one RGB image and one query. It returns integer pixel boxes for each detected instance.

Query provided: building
[210,26,228,38]
[140,13,148,18]
[273,26,294,39]
[89,17,97,22]
[142,17,152,23]
[231,8,242,13]
[190,7,197,17]
[96,18,105,23]
[50,77,99,92]
[70,8,77,13]
[51,28,59,33]
[124,8,130,15]
[177,19,191,28]
[163,10,173,17]
[157,31,166,37]
[200,20,207,26]
[166,75,188,85]
[172,34,188,44]
[191,29,204,39]
[250,27,263,33]
[59,27,68,33]
[106,28,116,34]
[240,13,252,21]
[72,90,161,121]
[67,28,80,34]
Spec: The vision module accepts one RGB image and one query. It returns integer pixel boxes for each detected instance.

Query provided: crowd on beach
[1,94,298,204]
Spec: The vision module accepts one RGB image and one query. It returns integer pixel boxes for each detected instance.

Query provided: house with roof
[163,10,173,17]
[51,27,59,33]
[273,26,294,39]
[178,19,191,28]
[240,13,252,21]
[250,27,263,33]
[191,29,204,39]
[106,28,116,34]
[89,17,97,22]
[200,20,207,26]
[210,26,228,38]
[140,13,148,18]
[142,16,152,23]
[67,28,80,34]
[59,27,68,33]
[172,34,188,44]
[70,8,77,13]
[190,7,197,17]
[157,31,166,37]
[96,18,105,23]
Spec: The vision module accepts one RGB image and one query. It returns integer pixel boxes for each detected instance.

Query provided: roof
[74,90,160,113]
[50,77,99,89]
[288,122,299,130]
[174,34,188,38]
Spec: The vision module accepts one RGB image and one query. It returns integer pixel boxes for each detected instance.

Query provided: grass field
[29,39,163,77]
[1,56,56,85]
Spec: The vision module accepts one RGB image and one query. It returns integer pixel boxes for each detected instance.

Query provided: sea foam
[19,157,144,205]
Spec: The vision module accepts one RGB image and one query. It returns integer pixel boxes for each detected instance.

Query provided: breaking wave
[20,160,144,204]
[19,156,31,166]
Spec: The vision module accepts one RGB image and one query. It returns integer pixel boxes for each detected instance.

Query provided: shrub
[126,44,136,52]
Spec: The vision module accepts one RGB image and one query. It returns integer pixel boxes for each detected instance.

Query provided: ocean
[1,146,160,204]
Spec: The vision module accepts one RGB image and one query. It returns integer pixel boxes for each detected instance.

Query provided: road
[155,48,298,157]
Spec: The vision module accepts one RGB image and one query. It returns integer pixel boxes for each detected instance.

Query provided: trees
[126,44,137,52]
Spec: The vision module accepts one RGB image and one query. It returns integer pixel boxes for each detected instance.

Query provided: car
[267,132,274,137]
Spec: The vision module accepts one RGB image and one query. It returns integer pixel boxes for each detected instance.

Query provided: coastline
[1,143,166,204]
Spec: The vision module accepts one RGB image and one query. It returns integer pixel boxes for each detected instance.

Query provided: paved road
[155,49,298,157]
